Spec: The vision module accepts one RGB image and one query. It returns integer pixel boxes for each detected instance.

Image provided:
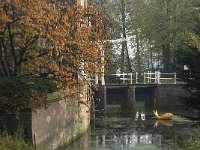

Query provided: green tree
[175,1,200,110]
[90,0,133,73]
[127,0,196,73]
[91,0,198,79]
[127,0,149,78]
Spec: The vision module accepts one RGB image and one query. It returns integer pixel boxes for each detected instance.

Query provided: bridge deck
[104,83,157,89]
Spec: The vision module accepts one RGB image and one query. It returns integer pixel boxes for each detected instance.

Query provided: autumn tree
[0,0,106,115]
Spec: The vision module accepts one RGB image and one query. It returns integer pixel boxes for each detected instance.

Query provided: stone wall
[155,84,188,109]
[32,84,91,150]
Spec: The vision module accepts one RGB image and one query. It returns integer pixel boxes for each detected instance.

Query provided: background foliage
[175,1,200,109]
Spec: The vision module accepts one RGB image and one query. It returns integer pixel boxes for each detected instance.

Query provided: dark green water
[62,105,199,150]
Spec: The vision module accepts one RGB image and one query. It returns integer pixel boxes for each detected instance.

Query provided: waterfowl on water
[153,110,173,120]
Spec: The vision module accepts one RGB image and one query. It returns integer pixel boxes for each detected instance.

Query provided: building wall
[32,84,91,150]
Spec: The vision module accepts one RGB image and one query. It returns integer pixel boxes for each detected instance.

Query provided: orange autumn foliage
[0,0,109,88]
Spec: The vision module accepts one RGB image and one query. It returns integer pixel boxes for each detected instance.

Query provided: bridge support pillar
[121,86,135,113]
[128,86,135,110]
[98,86,107,111]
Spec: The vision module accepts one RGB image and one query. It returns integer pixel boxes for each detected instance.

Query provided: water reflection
[93,133,162,149]
[154,120,174,128]
[63,109,197,150]
[135,111,146,121]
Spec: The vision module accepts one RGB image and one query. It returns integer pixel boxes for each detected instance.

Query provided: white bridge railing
[108,72,138,84]
[143,71,177,84]
[103,71,177,85]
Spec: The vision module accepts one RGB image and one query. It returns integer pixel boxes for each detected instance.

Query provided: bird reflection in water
[154,120,174,128]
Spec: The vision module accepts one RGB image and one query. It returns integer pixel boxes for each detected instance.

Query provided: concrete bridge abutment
[97,84,188,112]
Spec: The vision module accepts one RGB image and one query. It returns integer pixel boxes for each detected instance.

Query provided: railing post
[150,71,152,83]
[157,71,161,84]
[144,72,146,84]
[102,135,106,147]
[95,73,98,85]
[136,72,138,83]
[123,72,125,83]
[130,72,133,84]
[101,75,105,85]
[148,71,151,83]
[155,71,157,83]
[147,71,150,83]
[174,72,177,84]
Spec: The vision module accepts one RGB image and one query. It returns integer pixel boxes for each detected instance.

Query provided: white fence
[144,71,177,84]
[108,72,138,84]
[104,71,177,84]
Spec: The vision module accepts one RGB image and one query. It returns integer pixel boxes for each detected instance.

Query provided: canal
[62,102,199,150]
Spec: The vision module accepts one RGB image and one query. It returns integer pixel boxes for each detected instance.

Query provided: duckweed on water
[105,117,130,123]
[172,115,193,123]
[175,128,200,150]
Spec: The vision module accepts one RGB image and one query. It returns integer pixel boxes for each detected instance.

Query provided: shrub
[0,76,57,117]
[0,132,33,150]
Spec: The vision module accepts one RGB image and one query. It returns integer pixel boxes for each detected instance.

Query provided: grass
[0,132,33,150]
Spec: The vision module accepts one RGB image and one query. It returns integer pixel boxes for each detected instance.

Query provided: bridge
[93,71,177,85]
[93,71,186,113]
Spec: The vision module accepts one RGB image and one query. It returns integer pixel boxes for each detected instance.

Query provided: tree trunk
[135,30,142,78]
[162,43,171,72]
[162,0,172,72]
[121,0,132,72]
